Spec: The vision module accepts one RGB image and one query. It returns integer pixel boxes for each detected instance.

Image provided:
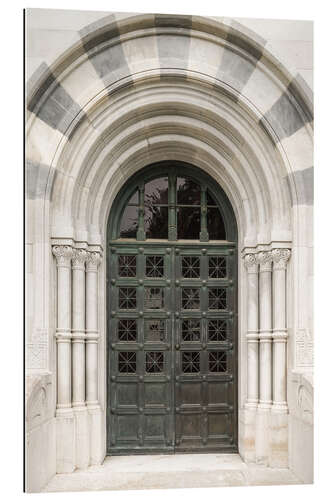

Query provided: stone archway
[25,12,313,490]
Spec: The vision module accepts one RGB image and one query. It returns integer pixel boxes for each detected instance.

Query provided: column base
[56,411,75,473]
[87,405,103,465]
[269,411,289,468]
[255,407,270,465]
[239,408,256,463]
[73,406,90,469]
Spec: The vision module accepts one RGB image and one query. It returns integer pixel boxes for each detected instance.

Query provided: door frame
[106,162,238,455]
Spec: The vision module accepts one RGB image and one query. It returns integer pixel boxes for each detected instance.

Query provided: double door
[107,243,237,454]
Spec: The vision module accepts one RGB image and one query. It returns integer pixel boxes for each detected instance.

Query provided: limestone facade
[25,8,313,492]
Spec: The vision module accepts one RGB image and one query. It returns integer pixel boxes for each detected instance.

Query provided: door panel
[107,243,237,455]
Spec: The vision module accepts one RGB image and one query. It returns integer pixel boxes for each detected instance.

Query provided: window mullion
[136,183,146,241]
[168,173,177,241]
[200,186,209,242]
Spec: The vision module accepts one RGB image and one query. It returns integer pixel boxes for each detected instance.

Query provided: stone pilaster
[52,245,75,473]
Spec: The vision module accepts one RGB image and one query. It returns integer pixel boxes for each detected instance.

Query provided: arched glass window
[119,172,227,241]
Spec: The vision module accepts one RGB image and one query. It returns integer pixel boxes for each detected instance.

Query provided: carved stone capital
[72,248,88,269]
[86,251,102,272]
[257,251,273,272]
[244,254,258,273]
[52,245,73,267]
[272,248,291,270]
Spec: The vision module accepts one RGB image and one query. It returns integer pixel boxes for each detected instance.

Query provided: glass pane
[208,256,227,278]
[208,319,227,342]
[128,189,139,205]
[118,287,137,309]
[144,177,168,205]
[118,319,137,342]
[182,351,200,373]
[177,207,200,239]
[120,206,138,238]
[144,287,164,309]
[146,255,164,277]
[181,288,200,310]
[144,206,168,239]
[208,288,227,310]
[177,177,201,205]
[207,189,217,206]
[146,352,164,373]
[118,255,137,277]
[207,207,226,240]
[182,319,201,342]
[145,320,165,342]
[209,351,227,373]
[181,256,200,278]
[118,352,137,373]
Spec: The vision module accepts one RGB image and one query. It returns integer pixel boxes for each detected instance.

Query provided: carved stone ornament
[72,248,88,269]
[52,245,73,266]
[244,253,258,272]
[257,251,273,271]
[272,248,291,270]
[86,251,102,271]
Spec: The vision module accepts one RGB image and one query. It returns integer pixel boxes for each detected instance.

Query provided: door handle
[175,344,180,350]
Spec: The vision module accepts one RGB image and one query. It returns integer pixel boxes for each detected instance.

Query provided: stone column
[52,245,75,473]
[72,248,89,469]
[86,250,103,465]
[272,249,291,412]
[244,254,259,409]
[257,251,273,409]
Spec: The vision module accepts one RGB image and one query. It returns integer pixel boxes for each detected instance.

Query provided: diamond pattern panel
[146,255,164,277]
[208,288,227,310]
[118,255,137,277]
[181,256,200,278]
[181,288,200,309]
[181,319,201,341]
[144,287,164,309]
[119,287,137,309]
[118,352,137,373]
[118,319,137,342]
[182,351,201,373]
[146,352,164,373]
[208,256,227,278]
[208,319,227,342]
[209,351,227,372]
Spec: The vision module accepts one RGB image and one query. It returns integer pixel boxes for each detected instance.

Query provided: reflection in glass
[207,207,226,240]
[128,189,139,205]
[177,207,200,239]
[207,189,216,206]
[120,206,138,238]
[144,177,168,205]
[177,177,201,205]
[144,206,168,239]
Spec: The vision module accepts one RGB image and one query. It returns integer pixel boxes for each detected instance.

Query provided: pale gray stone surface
[44,453,303,492]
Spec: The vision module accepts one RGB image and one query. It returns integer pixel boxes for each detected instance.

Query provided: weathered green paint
[107,162,238,455]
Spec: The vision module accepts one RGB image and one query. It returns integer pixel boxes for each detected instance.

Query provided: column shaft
[52,245,73,412]
[244,254,259,409]
[258,251,273,409]
[72,249,87,407]
[272,249,291,412]
[86,251,101,407]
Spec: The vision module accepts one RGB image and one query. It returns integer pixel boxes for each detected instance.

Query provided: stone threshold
[44,453,304,492]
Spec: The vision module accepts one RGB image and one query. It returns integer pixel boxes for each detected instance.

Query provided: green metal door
[107,162,238,455]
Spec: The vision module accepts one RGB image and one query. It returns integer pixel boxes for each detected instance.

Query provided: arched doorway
[106,161,238,455]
